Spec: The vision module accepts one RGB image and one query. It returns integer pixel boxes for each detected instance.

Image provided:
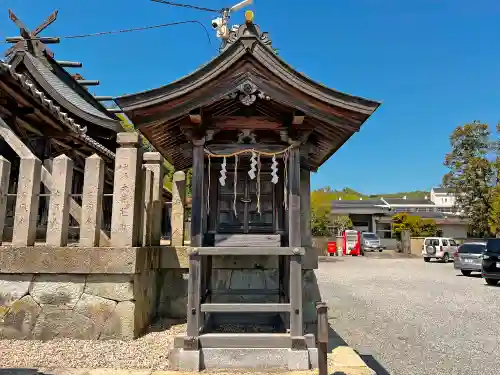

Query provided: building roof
[384,198,434,205]
[0,59,115,159]
[413,211,445,219]
[0,59,173,201]
[332,199,386,208]
[115,22,381,170]
[19,52,120,132]
[432,187,453,193]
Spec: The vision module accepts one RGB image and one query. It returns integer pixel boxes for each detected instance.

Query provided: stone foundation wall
[0,246,160,340]
[0,272,156,340]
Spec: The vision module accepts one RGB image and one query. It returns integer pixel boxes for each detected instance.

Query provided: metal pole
[316,301,328,375]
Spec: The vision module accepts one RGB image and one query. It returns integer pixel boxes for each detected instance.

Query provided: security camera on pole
[151,0,254,50]
[211,0,253,41]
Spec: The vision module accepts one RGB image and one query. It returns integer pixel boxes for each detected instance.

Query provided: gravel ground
[0,319,186,370]
[317,251,500,375]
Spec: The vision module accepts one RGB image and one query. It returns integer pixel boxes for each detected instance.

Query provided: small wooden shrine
[115,17,380,371]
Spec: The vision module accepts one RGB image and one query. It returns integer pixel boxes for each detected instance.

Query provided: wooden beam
[5,36,59,44]
[94,96,113,101]
[211,116,282,129]
[200,303,291,313]
[0,81,63,131]
[188,247,305,256]
[292,111,305,125]
[56,61,82,68]
[0,107,43,136]
[189,113,202,125]
[77,80,100,86]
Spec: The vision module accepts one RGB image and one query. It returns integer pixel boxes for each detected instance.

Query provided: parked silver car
[361,232,384,252]
[453,242,487,276]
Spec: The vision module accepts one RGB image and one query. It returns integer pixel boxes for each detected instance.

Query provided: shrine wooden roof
[0,58,173,201]
[0,58,115,159]
[13,51,120,132]
[115,23,381,171]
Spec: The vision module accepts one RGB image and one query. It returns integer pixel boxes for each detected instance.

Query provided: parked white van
[421,237,458,263]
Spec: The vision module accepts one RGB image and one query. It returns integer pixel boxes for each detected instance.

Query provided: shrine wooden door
[217,171,274,234]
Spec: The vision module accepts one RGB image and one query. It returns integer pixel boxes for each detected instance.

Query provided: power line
[0,20,212,45]
[150,0,221,13]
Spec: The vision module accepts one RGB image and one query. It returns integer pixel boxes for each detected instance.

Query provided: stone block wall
[0,272,156,340]
[157,270,188,318]
[0,246,159,340]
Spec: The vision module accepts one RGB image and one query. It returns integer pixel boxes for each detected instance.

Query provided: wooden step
[191,246,304,255]
[201,302,291,313]
[215,234,281,247]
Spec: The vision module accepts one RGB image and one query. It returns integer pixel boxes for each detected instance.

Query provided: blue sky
[1,0,499,194]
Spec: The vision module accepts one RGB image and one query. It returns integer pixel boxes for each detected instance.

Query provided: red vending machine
[343,230,361,256]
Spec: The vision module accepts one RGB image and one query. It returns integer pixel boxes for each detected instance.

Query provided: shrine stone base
[170,347,317,371]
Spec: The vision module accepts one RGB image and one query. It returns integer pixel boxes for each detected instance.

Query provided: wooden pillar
[288,144,303,337]
[187,252,202,337]
[191,138,205,247]
[186,137,205,337]
[300,169,311,247]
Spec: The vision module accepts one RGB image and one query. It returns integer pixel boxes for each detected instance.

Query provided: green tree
[311,209,331,236]
[489,125,500,236]
[490,185,500,237]
[331,215,353,236]
[420,218,438,237]
[443,121,498,237]
[392,213,425,239]
[310,189,333,236]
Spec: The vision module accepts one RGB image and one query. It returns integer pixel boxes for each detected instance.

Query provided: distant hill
[311,188,429,210]
[313,187,429,200]
[369,191,429,199]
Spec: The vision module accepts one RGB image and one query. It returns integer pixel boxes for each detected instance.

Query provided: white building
[430,187,458,214]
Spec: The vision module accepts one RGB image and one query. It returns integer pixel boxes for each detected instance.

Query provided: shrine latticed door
[217,171,274,234]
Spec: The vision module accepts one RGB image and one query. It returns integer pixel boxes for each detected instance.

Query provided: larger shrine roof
[19,52,120,132]
[114,22,381,170]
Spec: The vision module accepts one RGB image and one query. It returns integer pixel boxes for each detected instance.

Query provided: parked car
[361,232,384,252]
[481,238,500,286]
[453,242,487,276]
[422,237,458,262]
